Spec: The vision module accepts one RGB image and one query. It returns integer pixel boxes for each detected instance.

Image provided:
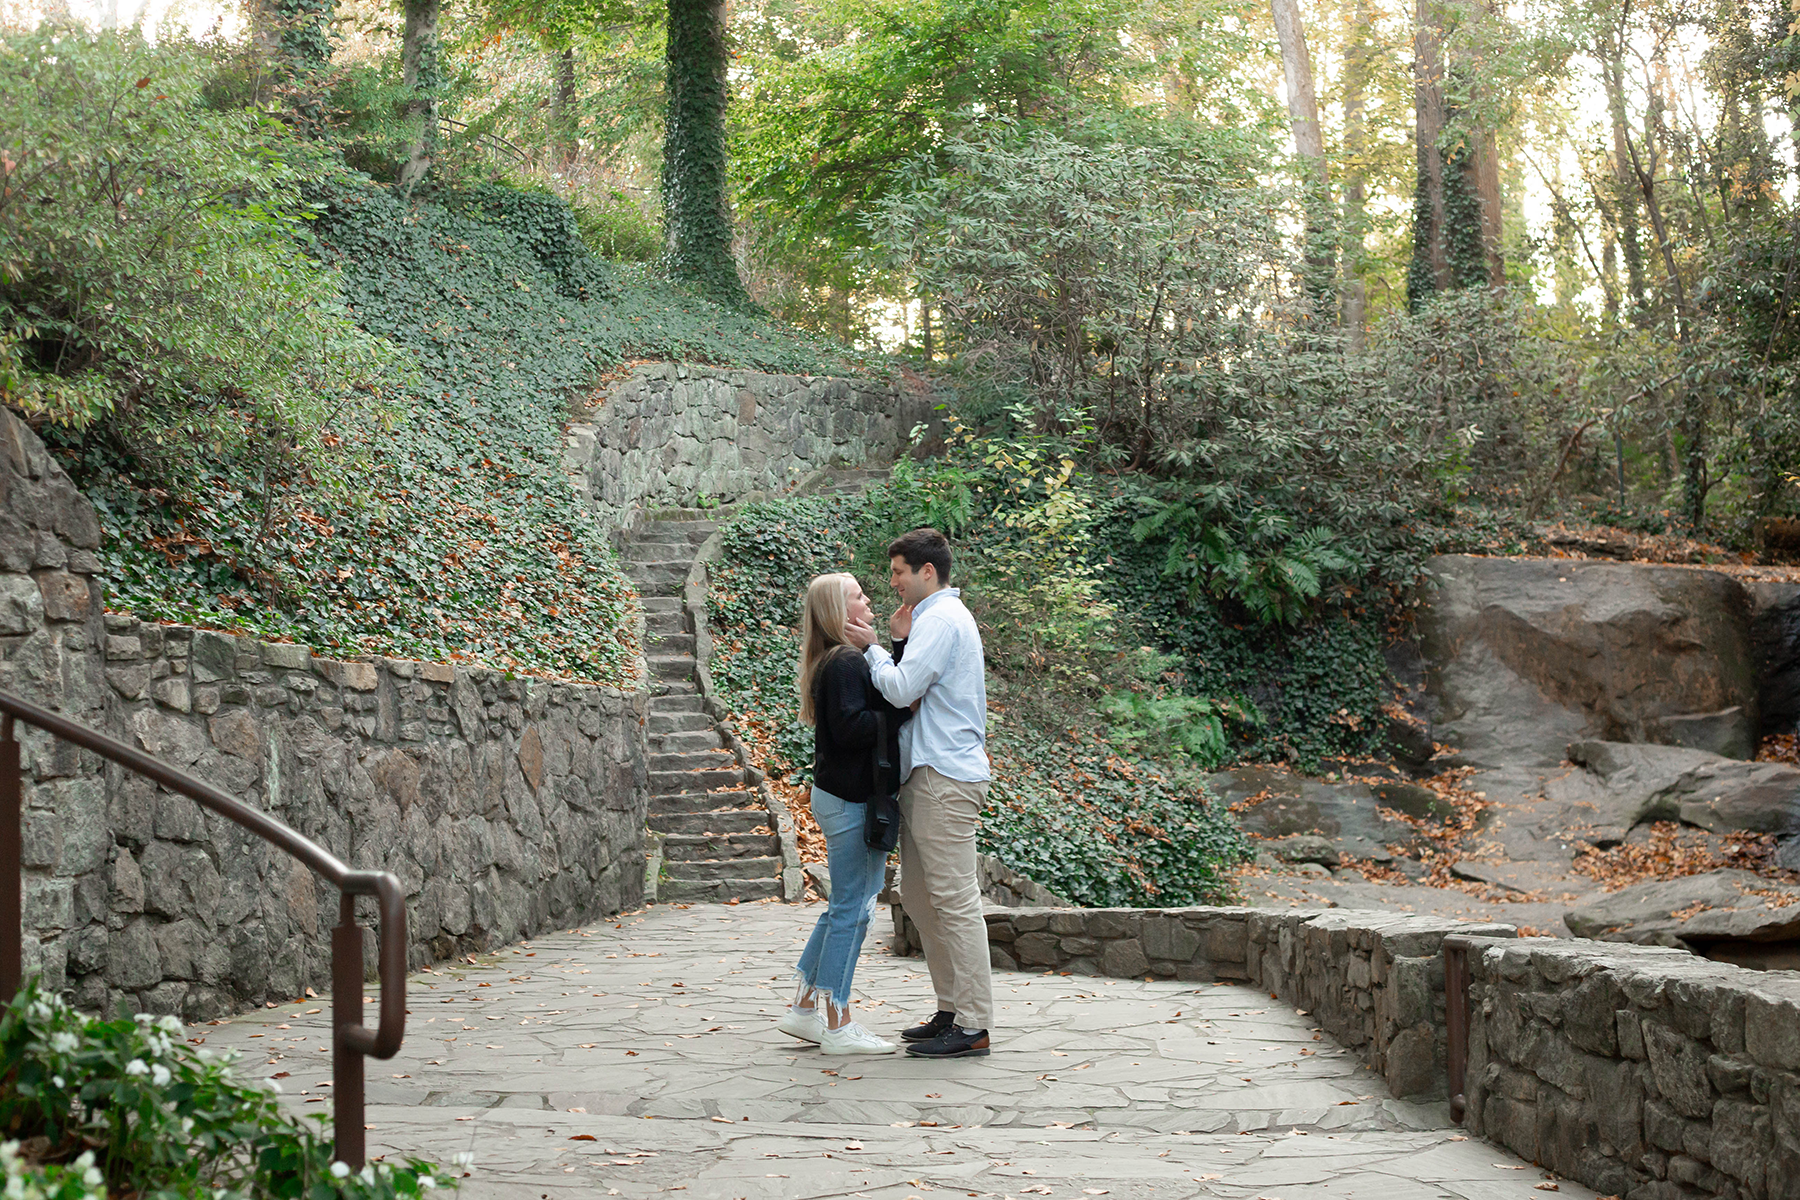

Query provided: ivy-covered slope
[61,182,850,684]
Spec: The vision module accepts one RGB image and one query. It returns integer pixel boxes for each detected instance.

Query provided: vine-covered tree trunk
[1406,0,1502,310]
[399,0,442,194]
[663,0,747,302]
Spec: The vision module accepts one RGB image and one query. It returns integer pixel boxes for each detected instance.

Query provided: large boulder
[1565,869,1800,967]
[1567,740,1800,835]
[1749,580,1800,737]
[1417,556,1759,767]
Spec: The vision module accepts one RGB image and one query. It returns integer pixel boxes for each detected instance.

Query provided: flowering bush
[0,980,455,1199]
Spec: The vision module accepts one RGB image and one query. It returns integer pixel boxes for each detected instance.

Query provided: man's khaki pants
[898,765,993,1032]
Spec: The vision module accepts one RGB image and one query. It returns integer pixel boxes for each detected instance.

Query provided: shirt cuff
[863,643,893,665]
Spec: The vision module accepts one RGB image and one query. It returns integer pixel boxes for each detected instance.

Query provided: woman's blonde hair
[797,572,859,726]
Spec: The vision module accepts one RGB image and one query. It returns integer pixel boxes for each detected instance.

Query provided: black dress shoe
[904,1025,990,1058]
[900,1010,957,1043]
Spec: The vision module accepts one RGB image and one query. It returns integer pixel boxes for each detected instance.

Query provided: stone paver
[198,903,1595,1200]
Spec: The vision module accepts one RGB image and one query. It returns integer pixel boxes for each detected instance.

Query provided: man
[845,527,992,1058]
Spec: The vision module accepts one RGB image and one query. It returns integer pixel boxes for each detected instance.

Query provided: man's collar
[914,587,958,617]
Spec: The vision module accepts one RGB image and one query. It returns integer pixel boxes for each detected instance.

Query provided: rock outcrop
[1563,869,1800,967]
[1210,765,1413,861]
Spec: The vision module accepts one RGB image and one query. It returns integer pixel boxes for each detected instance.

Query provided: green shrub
[0,981,454,1199]
[572,190,662,263]
[0,27,396,493]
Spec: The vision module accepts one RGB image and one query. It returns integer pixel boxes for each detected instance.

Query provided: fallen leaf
[569,1135,596,1142]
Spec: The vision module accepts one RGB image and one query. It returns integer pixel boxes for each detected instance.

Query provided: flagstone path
[199,902,1595,1200]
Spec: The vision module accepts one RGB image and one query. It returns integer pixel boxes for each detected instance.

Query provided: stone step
[657,877,780,904]
[662,833,781,861]
[640,595,683,613]
[648,655,696,681]
[643,513,722,532]
[649,789,755,814]
[644,609,687,635]
[649,764,747,794]
[648,809,769,835]
[649,729,725,754]
[665,855,782,881]
[644,631,695,655]
[630,573,688,600]
[651,749,736,773]
[649,692,705,715]
[647,711,713,735]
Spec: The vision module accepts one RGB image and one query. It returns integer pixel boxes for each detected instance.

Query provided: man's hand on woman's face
[844,619,877,650]
[889,603,914,640]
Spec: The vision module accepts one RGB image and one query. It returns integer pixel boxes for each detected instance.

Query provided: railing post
[1,715,21,1000]
[1444,937,1471,1125]
[332,893,366,1168]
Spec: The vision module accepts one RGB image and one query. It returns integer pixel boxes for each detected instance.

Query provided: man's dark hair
[888,527,952,585]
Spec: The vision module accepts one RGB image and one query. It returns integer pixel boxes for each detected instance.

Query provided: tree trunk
[1341,0,1373,343]
[551,46,578,164]
[398,0,441,194]
[663,0,746,302]
[1270,0,1334,311]
[1601,49,1648,320]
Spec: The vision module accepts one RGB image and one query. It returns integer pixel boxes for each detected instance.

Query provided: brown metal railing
[0,690,406,1167]
[1443,935,1475,1124]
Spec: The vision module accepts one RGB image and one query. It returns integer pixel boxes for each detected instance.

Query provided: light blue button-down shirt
[863,587,990,784]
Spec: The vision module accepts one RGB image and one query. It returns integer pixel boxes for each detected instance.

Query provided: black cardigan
[811,645,911,804]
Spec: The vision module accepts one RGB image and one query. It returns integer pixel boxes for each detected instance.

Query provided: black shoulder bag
[864,711,901,852]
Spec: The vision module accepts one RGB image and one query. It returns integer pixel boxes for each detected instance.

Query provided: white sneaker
[819,1022,897,1055]
[776,1007,825,1044]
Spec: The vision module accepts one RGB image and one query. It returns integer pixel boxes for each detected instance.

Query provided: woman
[777,572,911,1054]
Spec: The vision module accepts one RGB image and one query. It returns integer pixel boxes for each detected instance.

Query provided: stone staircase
[627,513,782,903]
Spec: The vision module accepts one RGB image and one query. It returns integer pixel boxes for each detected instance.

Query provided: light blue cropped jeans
[794,786,889,1008]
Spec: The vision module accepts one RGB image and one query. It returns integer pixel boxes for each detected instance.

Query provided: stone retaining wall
[0,409,109,999]
[893,901,1512,1101]
[1462,934,1800,1200]
[566,364,934,535]
[76,620,650,1020]
[3,409,652,1020]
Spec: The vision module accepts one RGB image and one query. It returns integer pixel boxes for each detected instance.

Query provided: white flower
[75,1151,101,1188]
[124,1059,149,1077]
[451,1151,475,1168]
[157,1015,183,1035]
[51,1076,63,1089]
[418,1177,438,1190]
[358,1165,376,1186]
[329,1162,351,1179]
[150,1064,172,1087]
[48,1032,78,1054]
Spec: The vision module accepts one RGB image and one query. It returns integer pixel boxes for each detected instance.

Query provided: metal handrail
[0,689,406,1167]
[1442,934,1477,1125]
[438,117,528,163]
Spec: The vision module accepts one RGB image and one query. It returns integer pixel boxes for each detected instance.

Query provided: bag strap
[872,710,890,796]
